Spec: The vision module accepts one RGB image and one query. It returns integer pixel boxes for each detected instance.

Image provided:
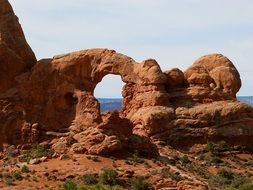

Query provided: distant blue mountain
[98,96,253,112]
[237,96,253,106]
[98,98,122,112]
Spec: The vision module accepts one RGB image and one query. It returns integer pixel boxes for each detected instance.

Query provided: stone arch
[52,48,168,113]
[18,48,168,131]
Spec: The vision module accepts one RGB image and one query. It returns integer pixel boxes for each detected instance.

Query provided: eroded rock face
[15,49,167,132]
[3,49,253,155]
[0,0,36,93]
[184,54,241,98]
[177,180,209,190]
[1,0,253,155]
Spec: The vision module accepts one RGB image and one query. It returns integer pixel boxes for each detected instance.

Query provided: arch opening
[94,74,124,112]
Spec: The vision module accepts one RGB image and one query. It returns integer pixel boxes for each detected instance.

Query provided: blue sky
[9,0,253,97]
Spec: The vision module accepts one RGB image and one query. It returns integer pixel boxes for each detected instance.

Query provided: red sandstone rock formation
[0,0,36,93]
[1,0,253,156]
[184,54,241,98]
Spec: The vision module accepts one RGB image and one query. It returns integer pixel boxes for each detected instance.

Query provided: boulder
[184,54,241,98]
[73,128,122,155]
[164,68,185,89]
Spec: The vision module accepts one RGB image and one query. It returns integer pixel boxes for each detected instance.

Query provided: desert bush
[218,169,234,180]
[159,168,171,178]
[212,168,235,187]
[21,165,30,173]
[4,176,14,186]
[124,160,132,165]
[159,168,183,182]
[63,180,81,190]
[184,100,194,108]
[128,151,145,165]
[206,141,230,155]
[2,173,14,186]
[170,173,183,182]
[149,169,159,176]
[19,144,54,162]
[12,171,23,180]
[224,182,253,190]
[208,168,253,189]
[223,176,253,190]
[86,156,100,162]
[86,184,122,190]
[129,176,151,190]
[62,182,122,190]
[99,168,118,186]
[210,155,223,164]
[184,162,211,179]
[179,155,190,164]
[237,183,253,190]
[80,173,98,185]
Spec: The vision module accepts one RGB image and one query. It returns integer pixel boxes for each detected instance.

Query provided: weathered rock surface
[2,47,252,155]
[1,0,253,157]
[0,0,36,93]
[151,100,253,148]
[177,180,209,190]
[184,54,241,98]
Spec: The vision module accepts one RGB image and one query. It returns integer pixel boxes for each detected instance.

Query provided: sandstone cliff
[0,0,36,93]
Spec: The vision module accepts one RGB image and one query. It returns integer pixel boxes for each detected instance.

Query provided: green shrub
[206,141,230,155]
[223,187,237,190]
[209,169,235,188]
[99,168,118,186]
[63,180,79,190]
[184,100,194,108]
[238,183,253,190]
[4,176,14,186]
[19,144,54,162]
[224,183,253,190]
[128,151,144,165]
[87,183,122,190]
[211,156,223,164]
[80,173,98,185]
[159,168,171,178]
[129,176,150,190]
[218,169,234,180]
[1,173,14,186]
[21,165,30,173]
[86,156,100,162]
[159,168,183,182]
[170,173,183,182]
[206,142,215,152]
[12,171,23,180]
[223,177,253,190]
[229,176,249,188]
[179,155,190,164]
